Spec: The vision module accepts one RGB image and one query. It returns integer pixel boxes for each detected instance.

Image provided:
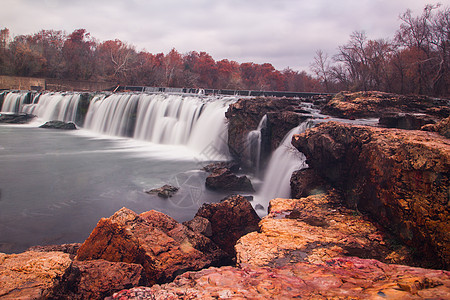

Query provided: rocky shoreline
[1,91,449,299]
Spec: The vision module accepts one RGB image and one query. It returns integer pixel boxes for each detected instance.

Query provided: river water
[0,106,231,253]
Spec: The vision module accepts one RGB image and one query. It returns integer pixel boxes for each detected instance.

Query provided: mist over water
[0,92,236,253]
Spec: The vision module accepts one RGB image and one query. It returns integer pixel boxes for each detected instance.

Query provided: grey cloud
[0,0,440,72]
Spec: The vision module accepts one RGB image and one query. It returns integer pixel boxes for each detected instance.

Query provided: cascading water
[84,93,235,160]
[22,93,81,123]
[253,120,312,216]
[1,92,30,113]
[245,114,267,175]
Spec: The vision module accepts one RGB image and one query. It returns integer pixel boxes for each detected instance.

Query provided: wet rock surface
[0,113,35,124]
[205,167,255,192]
[39,120,77,130]
[109,257,450,299]
[292,121,450,269]
[225,97,310,169]
[379,112,436,130]
[321,91,450,119]
[144,184,179,198]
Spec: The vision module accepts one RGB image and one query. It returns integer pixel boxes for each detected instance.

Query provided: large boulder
[52,259,147,300]
[194,195,261,257]
[109,258,450,299]
[321,91,449,119]
[0,251,72,299]
[75,207,223,284]
[236,192,411,267]
[292,121,450,269]
[205,168,254,192]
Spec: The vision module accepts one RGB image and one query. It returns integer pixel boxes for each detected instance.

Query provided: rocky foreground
[1,92,449,299]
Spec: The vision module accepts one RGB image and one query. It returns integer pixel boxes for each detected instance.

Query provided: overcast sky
[0,0,441,71]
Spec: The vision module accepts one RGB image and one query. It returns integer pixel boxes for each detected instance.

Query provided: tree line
[311,4,449,97]
[0,4,448,96]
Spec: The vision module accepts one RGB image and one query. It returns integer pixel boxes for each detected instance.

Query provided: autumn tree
[0,28,11,74]
[216,59,242,89]
[96,39,137,83]
[62,29,96,80]
[8,34,46,76]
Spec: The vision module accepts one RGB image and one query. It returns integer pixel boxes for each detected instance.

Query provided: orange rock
[0,251,71,299]
[236,192,404,267]
[76,207,215,284]
[292,121,450,269]
[110,257,450,299]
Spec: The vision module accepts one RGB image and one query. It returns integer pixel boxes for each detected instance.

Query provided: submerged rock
[109,257,450,299]
[145,184,179,198]
[39,120,77,130]
[0,113,35,124]
[202,161,240,173]
[292,121,450,269]
[205,167,255,192]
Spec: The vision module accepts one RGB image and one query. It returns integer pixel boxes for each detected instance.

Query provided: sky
[0,0,442,72]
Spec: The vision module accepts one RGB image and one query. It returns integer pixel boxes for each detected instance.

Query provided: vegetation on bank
[0,4,448,96]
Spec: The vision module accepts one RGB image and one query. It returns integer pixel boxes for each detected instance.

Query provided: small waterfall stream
[253,121,312,215]
[245,114,267,175]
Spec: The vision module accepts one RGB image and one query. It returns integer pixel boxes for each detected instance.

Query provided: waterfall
[1,92,30,113]
[84,93,235,160]
[84,93,139,137]
[22,92,81,123]
[253,120,312,215]
[245,114,267,175]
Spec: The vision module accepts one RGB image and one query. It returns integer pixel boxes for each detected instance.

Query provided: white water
[245,114,267,175]
[84,93,234,160]
[253,121,311,216]
[1,91,82,124]
[22,93,81,123]
[1,92,29,113]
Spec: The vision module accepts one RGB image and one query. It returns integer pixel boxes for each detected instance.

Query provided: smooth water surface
[0,125,226,253]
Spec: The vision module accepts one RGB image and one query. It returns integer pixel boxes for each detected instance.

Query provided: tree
[0,28,11,74]
[9,35,46,76]
[163,48,183,87]
[96,39,136,83]
[310,50,332,92]
[395,4,450,95]
[62,29,96,80]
